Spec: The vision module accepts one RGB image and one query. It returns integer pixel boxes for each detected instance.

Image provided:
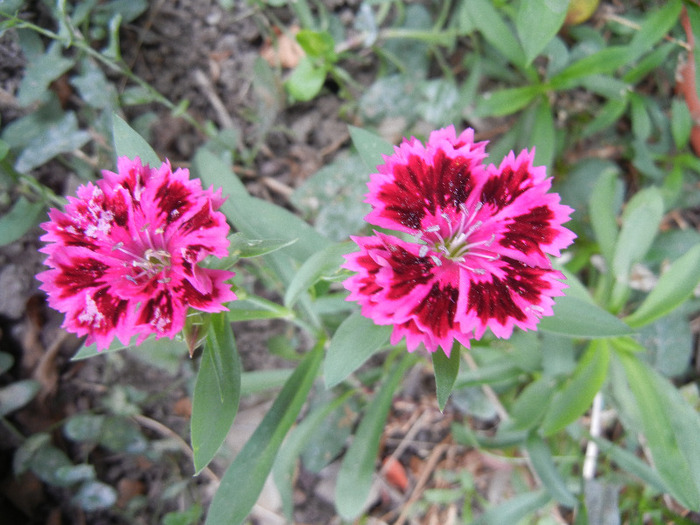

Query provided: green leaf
[0,379,40,416]
[628,0,682,58]
[629,93,651,142]
[475,85,543,118]
[71,333,188,362]
[616,352,700,509]
[671,98,692,149]
[461,0,525,67]
[0,352,14,375]
[610,187,664,308]
[14,111,91,173]
[13,433,50,475]
[472,490,550,525]
[348,125,394,172]
[228,233,296,259]
[285,56,326,102]
[204,345,322,525]
[593,437,667,494]
[516,0,569,65]
[73,481,118,511]
[55,464,96,486]
[71,58,117,109]
[589,168,620,266]
[551,46,633,88]
[538,295,634,338]
[291,153,372,241]
[624,243,700,328]
[63,414,105,442]
[0,197,44,246]
[240,369,292,396]
[454,360,523,388]
[284,242,354,307]
[17,42,74,106]
[29,445,73,486]
[541,340,610,435]
[99,416,147,453]
[335,355,414,520]
[191,312,241,475]
[432,345,461,412]
[530,96,555,168]
[296,29,336,61]
[526,433,577,507]
[112,114,161,166]
[194,149,329,265]
[324,312,392,388]
[507,376,555,431]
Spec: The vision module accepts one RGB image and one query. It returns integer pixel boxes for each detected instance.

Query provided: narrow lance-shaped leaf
[432,344,461,412]
[112,114,160,166]
[335,355,415,520]
[324,312,392,388]
[191,312,241,475]
[589,168,620,267]
[616,351,700,509]
[0,196,45,246]
[284,242,355,308]
[526,433,577,507]
[541,339,610,436]
[461,0,526,67]
[348,125,394,172]
[204,344,322,525]
[472,490,551,525]
[624,243,700,328]
[610,187,664,310]
[537,295,634,338]
[475,85,543,118]
[516,0,569,65]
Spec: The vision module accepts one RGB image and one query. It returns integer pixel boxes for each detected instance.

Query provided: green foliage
[191,312,241,474]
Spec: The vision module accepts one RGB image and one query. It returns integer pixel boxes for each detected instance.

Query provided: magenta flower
[37,157,236,351]
[343,127,576,355]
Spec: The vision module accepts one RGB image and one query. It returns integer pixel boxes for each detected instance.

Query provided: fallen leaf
[382,456,409,492]
[260,26,305,69]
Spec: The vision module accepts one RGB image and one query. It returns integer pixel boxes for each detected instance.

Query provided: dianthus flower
[343,126,576,355]
[37,156,236,351]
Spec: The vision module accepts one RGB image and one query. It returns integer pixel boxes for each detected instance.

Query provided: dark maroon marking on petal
[433,150,474,210]
[52,217,98,248]
[384,244,435,300]
[480,163,533,211]
[91,286,129,333]
[411,282,459,340]
[180,204,218,234]
[155,180,194,224]
[499,205,557,255]
[503,258,552,302]
[467,277,528,325]
[180,279,216,309]
[55,257,109,298]
[351,252,384,297]
[137,291,174,332]
[377,152,475,230]
[110,191,129,226]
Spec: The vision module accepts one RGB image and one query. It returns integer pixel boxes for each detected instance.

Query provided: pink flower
[37,157,236,351]
[343,127,576,355]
